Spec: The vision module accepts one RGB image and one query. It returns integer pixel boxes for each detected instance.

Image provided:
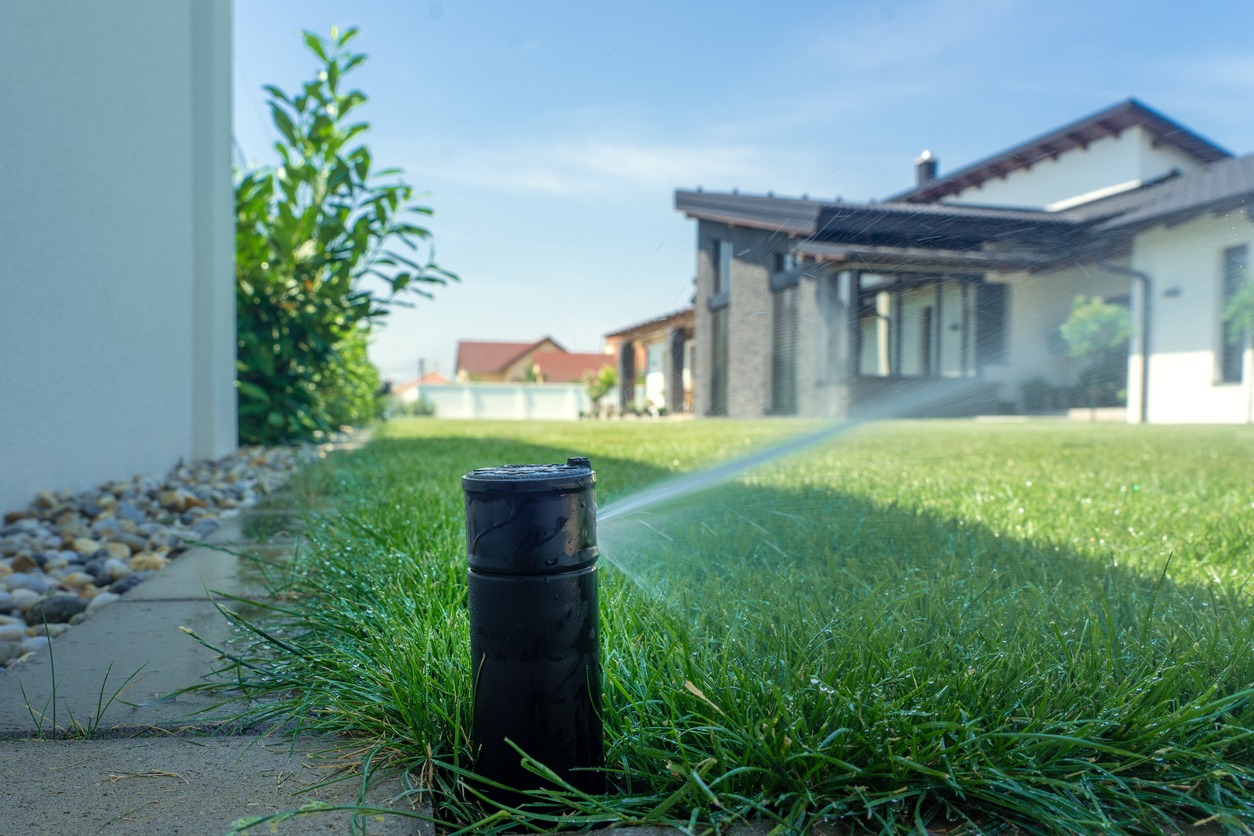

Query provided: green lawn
[209,418,1254,833]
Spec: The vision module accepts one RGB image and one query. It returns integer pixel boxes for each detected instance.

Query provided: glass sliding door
[855,272,981,379]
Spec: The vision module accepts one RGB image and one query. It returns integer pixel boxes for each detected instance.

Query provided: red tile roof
[456,337,564,374]
[394,371,451,394]
[532,351,613,383]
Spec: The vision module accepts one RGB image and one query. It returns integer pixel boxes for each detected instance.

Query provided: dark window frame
[1220,244,1248,384]
[975,282,1010,367]
[709,238,732,310]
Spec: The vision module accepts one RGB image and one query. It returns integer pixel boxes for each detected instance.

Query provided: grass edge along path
[189,419,1254,834]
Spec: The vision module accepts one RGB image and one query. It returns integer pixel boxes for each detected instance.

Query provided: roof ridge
[887,99,1232,204]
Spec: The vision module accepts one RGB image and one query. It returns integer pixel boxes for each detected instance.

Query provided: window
[1220,245,1247,383]
[855,273,983,378]
[771,250,800,291]
[710,239,732,308]
[976,282,1009,366]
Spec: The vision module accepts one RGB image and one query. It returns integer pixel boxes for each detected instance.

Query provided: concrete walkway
[0,508,429,834]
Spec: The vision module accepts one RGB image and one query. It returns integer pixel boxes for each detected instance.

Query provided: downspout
[1097,261,1152,424]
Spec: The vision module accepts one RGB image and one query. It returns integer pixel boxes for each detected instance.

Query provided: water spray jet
[462,457,604,800]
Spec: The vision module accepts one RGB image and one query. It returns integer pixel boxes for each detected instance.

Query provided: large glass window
[855,272,983,378]
[1221,245,1248,383]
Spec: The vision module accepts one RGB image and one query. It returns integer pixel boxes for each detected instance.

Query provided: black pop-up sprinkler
[462,457,604,798]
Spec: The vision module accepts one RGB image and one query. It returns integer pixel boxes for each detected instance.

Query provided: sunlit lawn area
[208,418,1254,833]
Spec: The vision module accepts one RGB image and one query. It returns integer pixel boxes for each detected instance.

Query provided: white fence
[400,383,592,421]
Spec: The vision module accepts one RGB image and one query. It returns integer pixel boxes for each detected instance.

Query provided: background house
[529,351,614,384]
[604,309,695,415]
[454,338,564,382]
[678,99,1254,424]
[0,1,236,512]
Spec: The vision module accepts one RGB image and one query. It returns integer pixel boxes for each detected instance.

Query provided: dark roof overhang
[1094,154,1254,233]
[605,307,695,340]
[796,241,1059,273]
[815,201,1076,250]
[674,190,820,236]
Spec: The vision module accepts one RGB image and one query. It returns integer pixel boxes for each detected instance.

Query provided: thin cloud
[432,137,801,196]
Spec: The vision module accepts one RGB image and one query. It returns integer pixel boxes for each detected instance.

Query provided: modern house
[677,99,1254,424]
[604,308,695,415]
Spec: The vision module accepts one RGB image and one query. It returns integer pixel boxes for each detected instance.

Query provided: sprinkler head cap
[463,459,597,575]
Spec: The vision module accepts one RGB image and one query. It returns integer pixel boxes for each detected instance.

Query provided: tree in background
[235,27,455,444]
[1059,295,1131,408]
[582,365,617,417]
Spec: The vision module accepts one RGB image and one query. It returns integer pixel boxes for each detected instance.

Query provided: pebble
[86,592,120,614]
[10,589,40,612]
[0,443,315,667]
[26,594,88,624]
[26,622,72,639]
[20,636,51,656]
[0,625,25,642]
[59,571,96,590]
[103,558,131,581]
[108,574,149,595]
[5,573,50,594]
[9,554,37,573]
[128,552,168,572]
[0,641,22,665]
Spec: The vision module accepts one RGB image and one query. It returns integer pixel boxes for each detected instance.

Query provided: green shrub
[1225,276,1254,346]
[235,27,454,444]
[1060,295,1130,408]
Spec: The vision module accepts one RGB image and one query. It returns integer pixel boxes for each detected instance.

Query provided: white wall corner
[190,0,238,459]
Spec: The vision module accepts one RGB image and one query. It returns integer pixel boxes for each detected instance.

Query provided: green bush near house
[234,27,455,444]
[582,364,617,416]
[1225,277,1254,347]
[1060,295,1131,408]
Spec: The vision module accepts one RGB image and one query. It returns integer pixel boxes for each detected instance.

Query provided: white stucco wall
[1132,210,1254,423]
[983,265,1129,406]
[0,1,236,511]
[948,127,1206,209]
[417,384,590,420]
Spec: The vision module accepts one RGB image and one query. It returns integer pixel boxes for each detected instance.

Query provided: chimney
[915,149,937,186]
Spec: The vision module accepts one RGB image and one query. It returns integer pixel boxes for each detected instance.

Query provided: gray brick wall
[694,219,830,418]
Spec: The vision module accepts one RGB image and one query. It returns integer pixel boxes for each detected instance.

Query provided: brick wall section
[696,219,820,418]
[693,218,868,420]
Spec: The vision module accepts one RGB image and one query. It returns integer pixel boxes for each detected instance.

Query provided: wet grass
[198,418,1254,833]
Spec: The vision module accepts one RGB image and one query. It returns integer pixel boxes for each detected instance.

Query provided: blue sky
[233,0,1254,381]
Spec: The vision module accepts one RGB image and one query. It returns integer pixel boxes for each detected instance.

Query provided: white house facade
[0,0,237,511]
[677,99,1254,424]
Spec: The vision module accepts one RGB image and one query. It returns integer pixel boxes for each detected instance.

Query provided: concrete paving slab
[0,735,430,834]
[0,597,250,736]
[125,540,281,604]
